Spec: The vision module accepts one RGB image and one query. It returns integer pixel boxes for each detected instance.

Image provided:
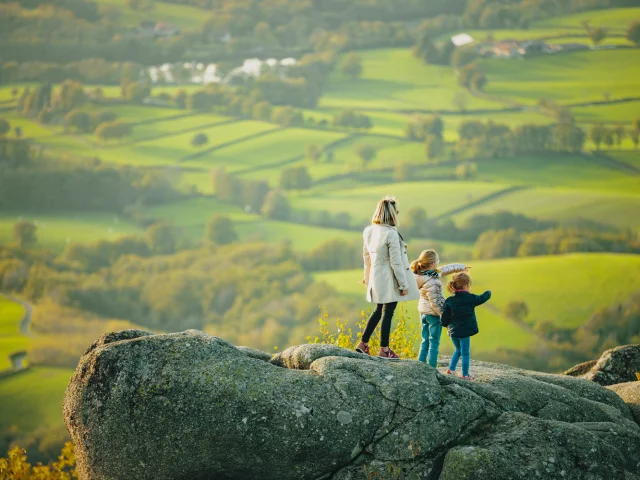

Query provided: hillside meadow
[0,296,26,371]
[314,253,640,351]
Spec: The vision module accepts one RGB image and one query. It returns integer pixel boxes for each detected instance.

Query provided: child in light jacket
[411,249,467,368]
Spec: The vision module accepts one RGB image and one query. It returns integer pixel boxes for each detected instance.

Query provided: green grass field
[482,50,640,106]
[451,186,640,230]
[321,49,504,111]
[143,197,362,249]
[94,0,207,30]
[0,213,142,253]
[314,268,538,355]
[314,253,640,354]
[0,296,27,371]
[533,7,640,31]
[472,153,640,193]
[0,367,73,433]
[291,180,510,223]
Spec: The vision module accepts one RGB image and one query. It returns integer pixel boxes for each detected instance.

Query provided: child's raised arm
[474,291,492,306]
[439,264,467,277]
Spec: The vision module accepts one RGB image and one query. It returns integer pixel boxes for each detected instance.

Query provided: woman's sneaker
[461,375,474,381]
[446,369,458,376]
[378,347,399,359]
[355,341,370,355]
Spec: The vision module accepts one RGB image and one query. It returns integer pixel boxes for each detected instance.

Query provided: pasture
[0,295,27,371]
[482,50,640,106]
[450,186,640,231]
[0,367,73,433]
[320,49,503,111]
[314,253,640,354]
[313,267,539,355]
[93,0,207,30]
[0,213,142,253]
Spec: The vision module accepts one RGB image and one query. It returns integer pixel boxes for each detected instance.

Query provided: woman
[356,196,419,359]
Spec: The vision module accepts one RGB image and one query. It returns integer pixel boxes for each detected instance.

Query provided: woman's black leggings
[361,302,398,347]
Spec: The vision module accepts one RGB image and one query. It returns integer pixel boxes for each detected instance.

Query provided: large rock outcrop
[565,344,640,386]
[64,330,640,480]
[608,382,640,425]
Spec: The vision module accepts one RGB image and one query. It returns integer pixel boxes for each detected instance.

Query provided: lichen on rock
[64,330,640,480]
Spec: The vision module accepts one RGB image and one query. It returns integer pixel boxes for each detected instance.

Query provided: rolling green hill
[314,253,640,352]
[0,295,27,371]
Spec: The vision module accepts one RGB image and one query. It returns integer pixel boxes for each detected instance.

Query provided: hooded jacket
[414,264,467,316]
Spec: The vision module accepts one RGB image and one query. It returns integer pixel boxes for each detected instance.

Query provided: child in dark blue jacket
[440,272,491,381]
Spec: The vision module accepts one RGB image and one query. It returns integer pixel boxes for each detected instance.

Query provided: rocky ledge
[64,330,640,480]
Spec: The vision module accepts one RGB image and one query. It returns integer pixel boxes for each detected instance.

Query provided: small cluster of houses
[137,21,181,38]
[450,33,590,59]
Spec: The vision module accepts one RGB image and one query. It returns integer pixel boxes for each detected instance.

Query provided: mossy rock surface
[64,331,640,480]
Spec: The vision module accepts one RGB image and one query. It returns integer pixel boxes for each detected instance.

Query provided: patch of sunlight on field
[451,186,640,231]
[470,253,640,328]
[321,49,504,111]
[482,50,640,106]
[0,213,142,253]
[313,269,537,354]
[292,180,508,222]
[0,367,73,432]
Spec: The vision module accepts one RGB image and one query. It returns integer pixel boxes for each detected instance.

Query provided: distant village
[451,32,591,59]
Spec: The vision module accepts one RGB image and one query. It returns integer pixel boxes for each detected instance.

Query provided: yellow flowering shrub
[307,306,421,360]
[0,442,76,480]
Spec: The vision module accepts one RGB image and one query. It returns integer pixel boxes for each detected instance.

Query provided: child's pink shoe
[461,375,474,381]
[446,369,457,376]
[355,341,370,355]
[378,347,399,359]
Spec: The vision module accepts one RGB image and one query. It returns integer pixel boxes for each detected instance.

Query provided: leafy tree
[588,27,607,46]
[305,144,322,163]
[174,90,187,109]
[613,126,626,147]
[504,301,529,322]
[65,110,91,133]
[280,166,311,190]
[58,80,85,113]
[603,130,614,149]
[145,223,179,255]
[252,101,272,121]
[354,143,377,168]
[451,45,478,67]
[393,162,413,182]
[191,133,209,148]
[341,52,363,80]
[124,82,151,104]
[630,128,639,150]
[95,121,132,142]
[261,190,291,220]
[13,220,37,248]
[426,137,444,161]
[628,21,640,47]
[205,215,238,246]
[0,118,9,137]
[456,162,478,179]
[590,124,606,151]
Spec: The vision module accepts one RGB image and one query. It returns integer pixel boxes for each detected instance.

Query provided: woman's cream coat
[362,224,420,304]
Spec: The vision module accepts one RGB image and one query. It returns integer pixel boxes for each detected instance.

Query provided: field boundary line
[581,151,640,176]
[105,118,240,148]
[180,127,284,161]
[234,133,360,175]
[434,185,531,220]
[127,112,196,128]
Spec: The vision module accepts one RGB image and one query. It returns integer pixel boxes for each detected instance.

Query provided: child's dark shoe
[355,341,370,355]
[378,347,399,359]
[446,369,457,376]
